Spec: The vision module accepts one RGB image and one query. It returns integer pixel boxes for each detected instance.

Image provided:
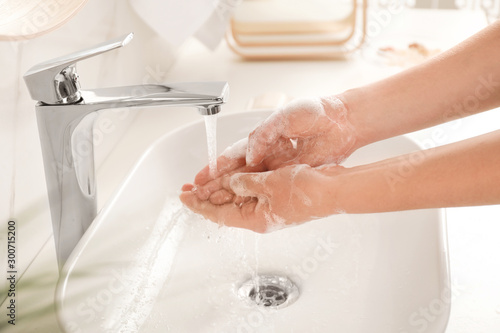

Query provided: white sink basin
[57,110,450,333]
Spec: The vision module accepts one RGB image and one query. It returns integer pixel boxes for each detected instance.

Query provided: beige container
[226,0,368,59]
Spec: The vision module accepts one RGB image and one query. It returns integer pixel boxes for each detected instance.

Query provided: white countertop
[2,6,499,333]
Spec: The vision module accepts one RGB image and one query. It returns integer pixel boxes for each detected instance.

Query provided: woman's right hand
[188,95,360,204]
[245,95,358,169]
[181,164,346,233]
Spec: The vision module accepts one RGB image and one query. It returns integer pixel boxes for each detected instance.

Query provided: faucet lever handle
[23,33,134,105]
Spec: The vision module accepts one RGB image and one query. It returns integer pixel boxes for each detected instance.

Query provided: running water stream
[204,115,218,178]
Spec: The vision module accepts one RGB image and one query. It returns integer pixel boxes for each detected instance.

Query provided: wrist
[318,94,363,162]
[316,162,392,215]
[336,88,376,150]
[314,164,352,216]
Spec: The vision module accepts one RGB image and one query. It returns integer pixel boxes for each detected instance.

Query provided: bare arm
[331,130,500,214]
[342,21,500,149]
[193,22,500,188]
[180,21,500,232]
[181,130,500,232]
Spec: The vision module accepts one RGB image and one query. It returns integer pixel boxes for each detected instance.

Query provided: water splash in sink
[100,197,192,332]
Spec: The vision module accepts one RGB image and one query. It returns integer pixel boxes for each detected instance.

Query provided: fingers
[180,182,235,206]
[194,177,226,201]
[194,155,246,186]
[229,172,269,198]
[181,183,195,191]
[186,170,270,207]
[180,190,229,222]
[179,190,267,233]
[246,98,325,166]
[246,112,286,166]
[261,138,301,170]
[194,163,268,202]
[208,189,234,205]
[234,195,252,206]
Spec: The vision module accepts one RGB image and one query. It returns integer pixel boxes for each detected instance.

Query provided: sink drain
[238,275,299,309]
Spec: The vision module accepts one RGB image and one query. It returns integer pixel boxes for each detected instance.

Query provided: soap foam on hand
[245,97,334,166]
[221,138,248,160]
[225,164,316,233]
[189,95,357,233]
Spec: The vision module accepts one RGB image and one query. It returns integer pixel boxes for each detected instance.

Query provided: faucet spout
[80,82,228,115]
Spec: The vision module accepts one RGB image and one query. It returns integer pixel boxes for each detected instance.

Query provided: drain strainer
[238,275,299,309]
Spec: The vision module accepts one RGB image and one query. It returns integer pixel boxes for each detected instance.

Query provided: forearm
[327,130,500,214]
[340,21,500,149]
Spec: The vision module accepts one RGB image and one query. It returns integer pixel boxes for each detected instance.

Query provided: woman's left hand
[180,164,343,233]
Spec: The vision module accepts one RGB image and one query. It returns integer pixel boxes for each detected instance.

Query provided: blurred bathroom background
[1,0,499,332]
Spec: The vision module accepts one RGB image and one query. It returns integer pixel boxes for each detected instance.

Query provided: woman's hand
[179,22,500,233]
[182,129,500,233]
[193,96,359,188]
[180,164,344,233]
[246,95,357,168]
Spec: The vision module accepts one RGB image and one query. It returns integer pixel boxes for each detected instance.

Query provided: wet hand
[185,137,310,205]
[247,96,357,168]
[193,96,357,188]
[180,164,344,233]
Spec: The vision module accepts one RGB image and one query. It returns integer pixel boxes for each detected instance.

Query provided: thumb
[246,112,286,166]
[227,172,270,198]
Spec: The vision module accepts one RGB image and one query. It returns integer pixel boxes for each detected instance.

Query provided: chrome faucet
[23,33,229,269]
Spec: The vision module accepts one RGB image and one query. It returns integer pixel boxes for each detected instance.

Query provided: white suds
[264,212,287,233]
[221,138,247,159]
[229,172,268,197]
[285,97,324,116]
